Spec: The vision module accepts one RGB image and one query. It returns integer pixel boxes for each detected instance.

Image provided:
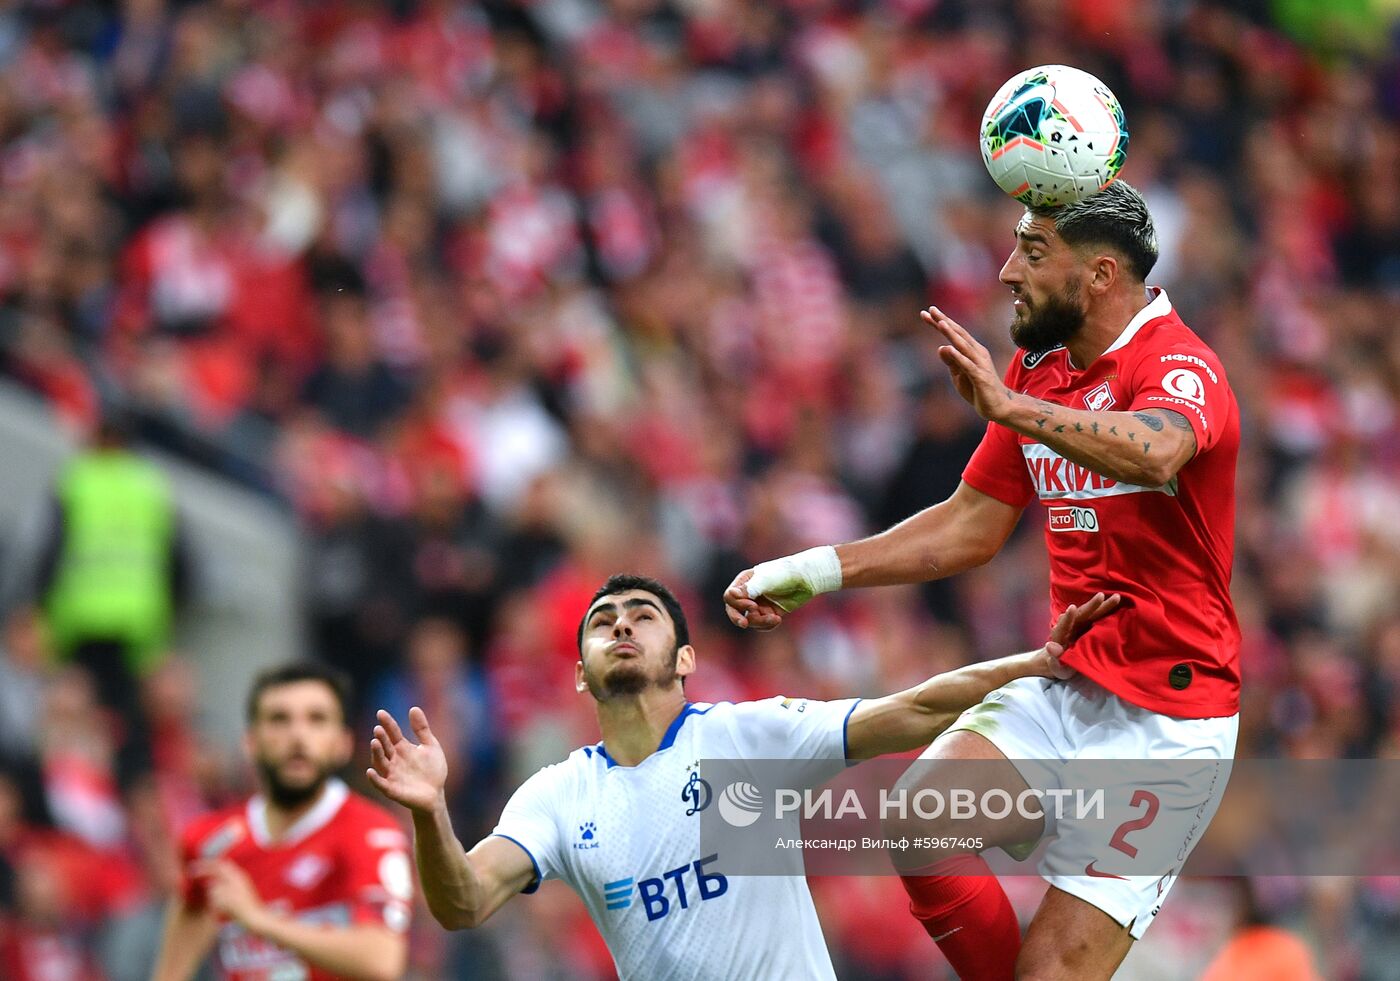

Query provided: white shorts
[943,674,1238,939]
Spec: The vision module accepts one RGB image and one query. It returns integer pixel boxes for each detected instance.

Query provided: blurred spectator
[0,846,105,981]
[37,668,127,849]
[1199,880,1323,981]
[33,412,193,782]
[300,278,411,440]
[367,617,502,836]
[0,608,47,766]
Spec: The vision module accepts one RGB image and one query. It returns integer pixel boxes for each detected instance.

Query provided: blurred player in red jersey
[725,180,1240,980]
[151,665,411,981]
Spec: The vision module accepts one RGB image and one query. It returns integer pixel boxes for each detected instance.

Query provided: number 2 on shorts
[1107,790,1161,859]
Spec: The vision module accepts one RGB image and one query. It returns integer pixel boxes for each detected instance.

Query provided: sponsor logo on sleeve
[1161,368,1206,405]
[1159,353,1217,384]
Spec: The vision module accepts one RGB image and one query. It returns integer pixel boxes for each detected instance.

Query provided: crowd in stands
[2,0,1400,977]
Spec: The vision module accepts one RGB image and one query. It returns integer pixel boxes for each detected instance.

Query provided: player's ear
[675,645,696,679]
[1088,253,1118,295]
[575,660,588,695]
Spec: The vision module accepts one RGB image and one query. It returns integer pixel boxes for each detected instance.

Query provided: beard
[585,645,681,701]
[1010,279,1087,354]
[257,757,335,809]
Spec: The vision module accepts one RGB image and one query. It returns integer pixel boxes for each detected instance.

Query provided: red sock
[901,854,1021,981]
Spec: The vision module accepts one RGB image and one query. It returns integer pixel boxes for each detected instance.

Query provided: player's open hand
[367,707,449,815]
[1037,592,1122,680]
[723,568,789,631]
[922,306,1014,423]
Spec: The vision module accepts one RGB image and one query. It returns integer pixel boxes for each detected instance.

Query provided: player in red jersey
[152,665,411,981]
[725,180,1239,980]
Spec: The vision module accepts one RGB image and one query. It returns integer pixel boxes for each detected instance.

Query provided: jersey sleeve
[339,811,414,933]
[720,696,863,762]
[177,813,244,910]
[962,420,1035,508]
[490,765,566,894]
[1128,343,1230,454]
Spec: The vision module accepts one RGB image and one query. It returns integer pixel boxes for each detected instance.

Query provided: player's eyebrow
[586,602,618,626]
[586,597,663,626]
[1017,230,1050,247]
[622,597,663,616]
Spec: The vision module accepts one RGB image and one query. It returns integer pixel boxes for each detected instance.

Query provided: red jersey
[963,289,1240,718]
[179,780,412,980]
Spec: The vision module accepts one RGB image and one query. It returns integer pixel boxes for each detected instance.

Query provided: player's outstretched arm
[925,306,1197,487]
[368,708,535,929]
[844,593,1120,760]
[724,481,1022,630]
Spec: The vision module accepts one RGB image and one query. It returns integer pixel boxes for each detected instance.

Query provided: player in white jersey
[366,574,1117,980]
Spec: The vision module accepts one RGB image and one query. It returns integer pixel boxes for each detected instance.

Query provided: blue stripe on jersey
[594,702,725,768]
[841,698,863,762]
[606,899,631,910]
[492,834,543,894]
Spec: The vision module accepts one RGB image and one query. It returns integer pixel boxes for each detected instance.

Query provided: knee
[1014,936,1104,981]
[1014,958,1067,981]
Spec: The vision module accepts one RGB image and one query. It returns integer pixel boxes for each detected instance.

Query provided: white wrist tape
[746,545,843,600]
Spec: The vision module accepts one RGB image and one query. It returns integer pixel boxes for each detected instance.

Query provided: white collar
[247,778,349,848]
[1102,287,1172,356]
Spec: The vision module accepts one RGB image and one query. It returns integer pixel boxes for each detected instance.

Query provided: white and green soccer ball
[979,64,1129,208]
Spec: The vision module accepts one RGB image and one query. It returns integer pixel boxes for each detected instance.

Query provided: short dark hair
[246,663,353,725]
[1031,179,1158,282]
[577,574,691,655]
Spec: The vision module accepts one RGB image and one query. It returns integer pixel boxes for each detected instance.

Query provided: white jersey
[491,696,860,981]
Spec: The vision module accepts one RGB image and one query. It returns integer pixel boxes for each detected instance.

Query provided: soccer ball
[979,65,1128,208]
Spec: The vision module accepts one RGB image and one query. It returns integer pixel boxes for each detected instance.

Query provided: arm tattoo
[1054,425,1066,433]
[1035,418,1047,428]
[1159,410,1193,432]
[1133,412,1165,432]
[1109,425,1118,436]
[1143,442,1151,454]
[1074,423,1084,433]
[1154,409,1198,455]
[1091,422,1099,435]
[1127,431,1135,441]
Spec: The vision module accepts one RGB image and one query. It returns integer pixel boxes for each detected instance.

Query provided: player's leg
[1016,886,1134,981]
[884,683,1062,981]
[884,677,1064,868]
[884,728,1046,868]
[893,730,1036,980]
